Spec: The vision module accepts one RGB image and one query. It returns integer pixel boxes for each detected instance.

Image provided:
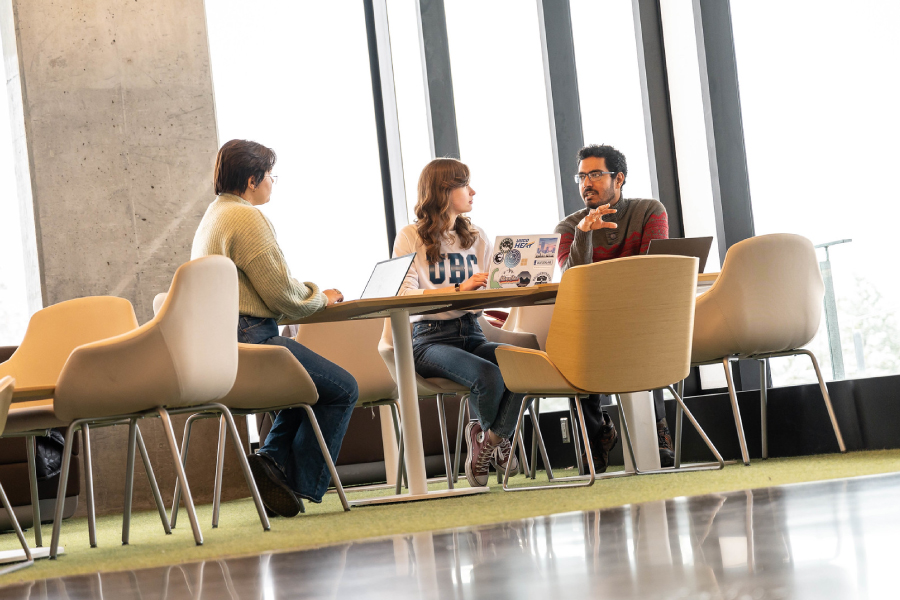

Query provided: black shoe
[247,453,301,518]
[582,411,619,474]
[657,418,675,468]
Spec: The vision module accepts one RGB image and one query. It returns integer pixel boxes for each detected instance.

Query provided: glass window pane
[732,0,900,384]
[571,0,654,200]
[206,1,389,300]
[659,0,722,268]
[444,1,559,241]
[386,0,432,224]
[0,31,29,345]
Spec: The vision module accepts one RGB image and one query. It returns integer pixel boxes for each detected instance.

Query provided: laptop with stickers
[488,234,561,289]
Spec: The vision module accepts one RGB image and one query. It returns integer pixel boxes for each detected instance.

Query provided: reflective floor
[4,472,900,599]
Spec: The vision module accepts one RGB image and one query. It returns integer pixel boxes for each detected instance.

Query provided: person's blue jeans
[412,313,523,439]
[237,316,358,503]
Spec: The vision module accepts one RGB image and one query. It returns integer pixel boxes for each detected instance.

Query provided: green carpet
[1,449,898,586]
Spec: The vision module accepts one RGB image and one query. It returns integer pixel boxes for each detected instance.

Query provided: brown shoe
[582,411,619,474]
[465,421,496,487]
[658,418,675,468]
[491,438,519,477]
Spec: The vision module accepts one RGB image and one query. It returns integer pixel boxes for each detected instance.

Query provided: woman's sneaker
[491,438,519,477]
[465,421,497,487]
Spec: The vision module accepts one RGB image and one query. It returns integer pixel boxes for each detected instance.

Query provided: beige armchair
[496,256,724,492]
[379,315,540,488]
[679,233,846,466]
[0,376,34,575]
[48,255,241,557]
[0,296,169,550]
[158,297,350,532]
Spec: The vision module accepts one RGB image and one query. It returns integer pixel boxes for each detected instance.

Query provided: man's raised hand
[576,204,618,232]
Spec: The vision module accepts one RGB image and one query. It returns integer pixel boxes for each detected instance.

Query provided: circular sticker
[517,271,532,287]
[533,272,551,285]
[499,268,518,287]
[504,249,521,268]
[499,238,514,252]
[492,251,505,265]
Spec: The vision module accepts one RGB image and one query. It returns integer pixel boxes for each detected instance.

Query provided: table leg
[348,309,489,506]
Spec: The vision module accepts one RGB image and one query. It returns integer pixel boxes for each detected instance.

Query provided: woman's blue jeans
[412,313,522,439]
[237,316,358,503]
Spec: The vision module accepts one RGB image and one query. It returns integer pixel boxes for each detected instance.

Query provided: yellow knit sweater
[191,194,327,321]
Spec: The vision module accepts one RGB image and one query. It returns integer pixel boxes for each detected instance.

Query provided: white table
[284,285,560,505]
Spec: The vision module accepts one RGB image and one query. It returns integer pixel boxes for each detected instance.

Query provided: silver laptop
[359,253,416,300]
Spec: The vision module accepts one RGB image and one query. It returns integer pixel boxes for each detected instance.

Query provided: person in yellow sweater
[192,139,358,517]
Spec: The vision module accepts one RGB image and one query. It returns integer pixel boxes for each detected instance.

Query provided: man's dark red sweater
[554,198,668,272]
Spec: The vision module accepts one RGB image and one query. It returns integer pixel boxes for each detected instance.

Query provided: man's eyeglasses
[573,170,615,184]
[267,174,278,185]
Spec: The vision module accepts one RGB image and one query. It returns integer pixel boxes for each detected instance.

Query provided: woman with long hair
[394,158,520,487]
[192,139,358,517]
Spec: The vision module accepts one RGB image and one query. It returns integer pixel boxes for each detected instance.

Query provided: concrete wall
[0,0,255,516]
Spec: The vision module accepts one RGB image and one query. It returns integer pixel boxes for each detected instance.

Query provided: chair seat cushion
[417,376,468,396]
[495,347,585,395]
[218,344,318,410]
[5,403,69,433]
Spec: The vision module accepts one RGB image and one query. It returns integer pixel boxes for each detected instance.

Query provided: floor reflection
[3,473,899,599]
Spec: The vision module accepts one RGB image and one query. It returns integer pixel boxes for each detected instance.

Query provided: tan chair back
[296,320,396,404]
[0,376,14,436]
[55,256,239,420]
[692,234,823,362]
[546,255,698,394]
[0,297,138,389]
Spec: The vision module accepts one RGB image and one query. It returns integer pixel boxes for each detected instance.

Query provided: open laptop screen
[645,237,713,273]
[359,253,416,300]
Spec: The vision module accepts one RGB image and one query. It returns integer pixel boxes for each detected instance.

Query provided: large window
[732,0,900,385]
[0,29,29,346]
[205,2,390,300]
[659,0,722,269]
[571,0,654,201]
[443,1,559,242]
[386,0,432,224]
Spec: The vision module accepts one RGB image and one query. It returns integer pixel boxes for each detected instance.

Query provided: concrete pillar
[0,0,252,515]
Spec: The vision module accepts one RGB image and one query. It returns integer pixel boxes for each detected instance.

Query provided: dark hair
[214,139,277,195]
[415,158,479,264]
[576,144,627,189]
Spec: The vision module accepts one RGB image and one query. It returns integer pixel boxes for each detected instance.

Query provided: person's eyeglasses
[573,170,615,184]
[267,174,278,185]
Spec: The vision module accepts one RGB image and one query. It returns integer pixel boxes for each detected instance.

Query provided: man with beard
[554,144,673,472]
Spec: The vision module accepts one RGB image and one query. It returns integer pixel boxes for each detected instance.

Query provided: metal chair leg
[0,481,33,575]
[26,435,42,547]
[170,412,202,529]
[504,395,595,491]
[389,401,407,492]
[617,390,725,474]
[300,405,350,512]
[529,404,554,480]
[122,419,138,545]
[800,349,846,452]
[569,399,584,476]
[435,395,454,489]
[759,360,768,459]
[530,399,539,479]
[212,415,227,528]
[210,405,270,530]
[674,380,685,468]
[158,408,203,545]
[452,395,468,484]
[50,421,80,558]
[723,357,751,465]
[82,423,97,548]
[136,424,171,535]
[516,426,531,478]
